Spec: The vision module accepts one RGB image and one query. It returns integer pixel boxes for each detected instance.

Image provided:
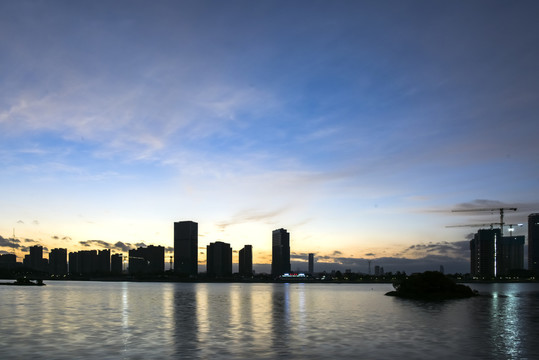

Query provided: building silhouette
[272,228,290,276]
[69,250,97,275]
[308,253,314,274]
[97,249,111,274]
[49,248,67,276]
[239,245,253,276]
[174,221,198,276]
[68,252,79,275]
[497,236,525,276]
[0,253,16,264]
[470,229,499,277]
[68,249,110,276]
[470,228,524,277]
[206,241,232,277]
[129,245,165,275]
[111,253,123,275]
[0,253,17,270]
[79,250,98,275]
[529,213,539,272]
[28,245,44,272]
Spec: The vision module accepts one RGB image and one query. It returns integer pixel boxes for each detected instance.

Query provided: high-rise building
[470,229,500,277]
[469,228,524,277]
[174,221,198,276]
[129,245,165,275]
[272,228,290,276]
[49,248,68,276]
[69,250,108,276]
[497,236,525,276]
[239,245,253,276]
[0,254,16,264]
[308,253,314,274]
[68,252,79,275]
[29,245,43,272]
[111,254,123,275]
[79,250,98,275]
[206,241,232,277]
[0,254,17,270]
[529,213,539,272]
[97,249,111,274]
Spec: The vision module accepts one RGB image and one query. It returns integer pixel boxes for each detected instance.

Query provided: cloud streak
[79,240,138,253]
[0,236,21,249]
[217,207,290,231]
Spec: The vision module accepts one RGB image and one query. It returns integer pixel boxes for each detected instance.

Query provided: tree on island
[385,271,477,300]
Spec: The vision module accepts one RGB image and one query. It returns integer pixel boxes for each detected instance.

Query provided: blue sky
[1,0,538,273]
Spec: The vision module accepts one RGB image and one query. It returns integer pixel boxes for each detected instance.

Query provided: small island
[0,278,45,286]
[385,271,477,300]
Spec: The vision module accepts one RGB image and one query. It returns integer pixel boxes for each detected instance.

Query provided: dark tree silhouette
[386,271,477,300]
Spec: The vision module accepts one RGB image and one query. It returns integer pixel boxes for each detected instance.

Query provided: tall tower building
[469,228,500,278]
[111,254,123,275]
[29,245,44,272]
[206,241,232,277]
[68,252,79,275]
[174,221,198,276]
[308,253,314,274]
[272,228,290,276]
[97,249,111,274]
[49,248,67,276]
[529,213,539,272]
[239,245,253,276]
[497,236,525,276]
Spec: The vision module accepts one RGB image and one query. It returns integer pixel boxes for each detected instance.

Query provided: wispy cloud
[217,207,290,231]
[396,241,469,259]
[0,236,21,249]
[79,240,144,253]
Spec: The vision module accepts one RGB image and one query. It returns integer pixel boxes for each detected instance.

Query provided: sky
[1,0,538,274]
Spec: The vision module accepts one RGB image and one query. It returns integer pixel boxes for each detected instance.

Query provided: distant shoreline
[1,277,537,285]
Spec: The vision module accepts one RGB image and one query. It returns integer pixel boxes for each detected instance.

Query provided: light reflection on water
[1,281,539,359]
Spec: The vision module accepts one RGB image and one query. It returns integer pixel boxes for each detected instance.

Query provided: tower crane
[507,223,524,236]
[446,222,523,235]
[445,223,501,229]
[451,207,517,236]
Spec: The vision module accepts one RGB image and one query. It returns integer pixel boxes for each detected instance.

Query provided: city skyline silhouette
[1,1,539,275]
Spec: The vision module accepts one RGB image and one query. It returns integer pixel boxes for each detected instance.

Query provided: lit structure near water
[529,213,539,272]
[470,228,524,278]
[272,228,291,276]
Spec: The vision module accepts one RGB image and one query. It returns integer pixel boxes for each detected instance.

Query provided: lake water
[1,281,538,359]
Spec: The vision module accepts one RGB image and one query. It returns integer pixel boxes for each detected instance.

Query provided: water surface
[1,281,538,359]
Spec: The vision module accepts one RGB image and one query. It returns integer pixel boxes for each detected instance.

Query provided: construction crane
[452,207,517,235]
[446,222,523,234]
[446,223,501,229]
[507,223,524,236]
